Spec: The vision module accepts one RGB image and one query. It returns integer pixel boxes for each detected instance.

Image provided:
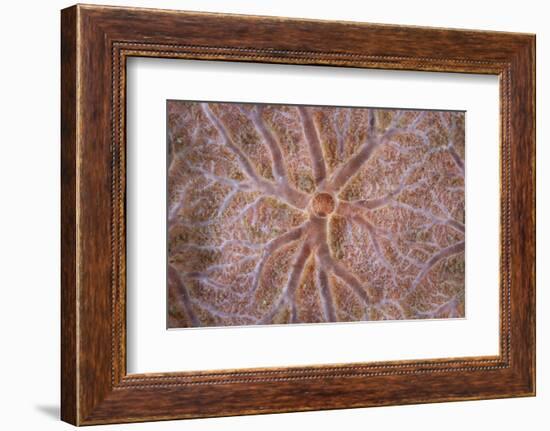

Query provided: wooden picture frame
[61,4,535,425]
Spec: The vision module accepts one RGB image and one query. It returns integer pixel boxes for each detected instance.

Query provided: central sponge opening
[310,192,335,217]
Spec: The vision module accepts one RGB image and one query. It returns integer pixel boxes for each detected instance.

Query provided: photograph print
[166,101,465,329]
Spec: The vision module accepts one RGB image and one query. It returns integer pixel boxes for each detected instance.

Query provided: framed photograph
[61,4,535,425]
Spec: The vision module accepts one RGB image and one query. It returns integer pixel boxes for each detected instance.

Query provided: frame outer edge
[61,4,79,426]
[531,34,536,396]
[526,35,536,395]
[522,34,536,395]
[506,35,536,395]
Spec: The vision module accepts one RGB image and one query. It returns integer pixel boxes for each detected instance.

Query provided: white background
[0,0,547,430]
[127,59,499,373]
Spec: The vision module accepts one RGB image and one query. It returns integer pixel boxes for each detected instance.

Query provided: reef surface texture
[167,101,465,328]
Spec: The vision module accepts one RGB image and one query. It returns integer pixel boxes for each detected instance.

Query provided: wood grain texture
[60,4,535,425]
